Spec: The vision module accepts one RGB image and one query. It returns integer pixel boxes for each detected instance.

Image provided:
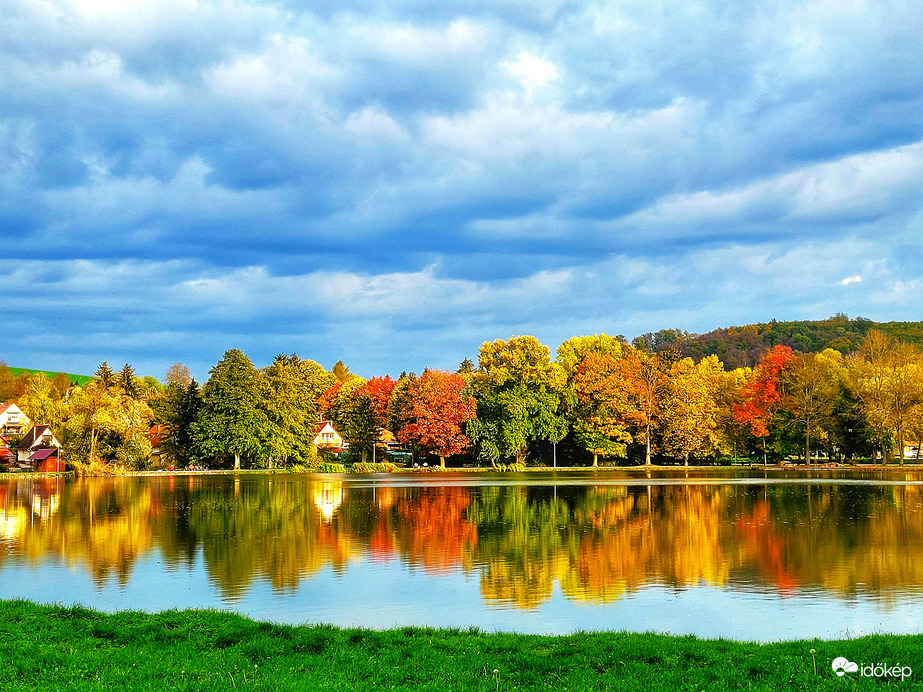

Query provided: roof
[17,424,56,450]
[0,403,16,416]
[312,421,340,436]
[30,448,58,461]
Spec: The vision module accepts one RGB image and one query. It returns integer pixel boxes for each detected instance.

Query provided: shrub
[349,462,398,473]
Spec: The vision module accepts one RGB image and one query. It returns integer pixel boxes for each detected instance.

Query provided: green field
[0,601,918,691]
[5,367,94,386]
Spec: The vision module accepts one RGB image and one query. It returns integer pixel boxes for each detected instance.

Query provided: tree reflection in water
[2,475,923,610]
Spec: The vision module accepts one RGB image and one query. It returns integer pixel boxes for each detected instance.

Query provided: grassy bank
[1,601,918,691]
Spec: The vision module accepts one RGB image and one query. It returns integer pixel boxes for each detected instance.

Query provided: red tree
[360,375,396,423]
[398,370,476,467]
[733,345,796,437]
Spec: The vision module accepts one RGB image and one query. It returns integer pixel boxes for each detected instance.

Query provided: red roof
[0,403,13,415]
[30,448,58,461]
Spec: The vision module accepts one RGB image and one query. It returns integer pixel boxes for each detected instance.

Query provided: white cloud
[840,275,861,286]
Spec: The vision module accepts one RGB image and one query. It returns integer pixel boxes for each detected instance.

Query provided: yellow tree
[780,350,841,463]
[659,356,723,465]
[61,381,153,471]
[572,353,634,466]
[18,373,62,429]
[848,331,923,464]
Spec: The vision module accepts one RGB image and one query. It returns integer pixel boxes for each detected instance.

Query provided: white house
[0,403,30,436]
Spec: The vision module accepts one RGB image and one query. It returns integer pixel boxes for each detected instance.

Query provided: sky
[2,0,922,382]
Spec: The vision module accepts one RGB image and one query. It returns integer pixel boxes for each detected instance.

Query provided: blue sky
[2,0,922,381]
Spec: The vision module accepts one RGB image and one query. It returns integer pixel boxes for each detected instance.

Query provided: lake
[2,469,923,641]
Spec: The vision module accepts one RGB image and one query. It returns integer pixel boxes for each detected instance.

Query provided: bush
[492,462,526,472]
[349,462,398,473]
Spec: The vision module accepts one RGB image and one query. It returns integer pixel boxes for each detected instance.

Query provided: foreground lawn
[1,601,919,691]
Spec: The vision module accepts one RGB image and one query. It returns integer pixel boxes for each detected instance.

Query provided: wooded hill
[633,314,923,369]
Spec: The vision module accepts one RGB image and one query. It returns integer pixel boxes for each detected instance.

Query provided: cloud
[2,0,923,377]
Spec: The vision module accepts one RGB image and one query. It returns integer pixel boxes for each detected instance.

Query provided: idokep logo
[832,656,912,681]
[832,658,858,677]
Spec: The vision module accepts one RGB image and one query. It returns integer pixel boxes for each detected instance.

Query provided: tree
[119,363,140,398]
[0,361,16,401]
[848,331,923,464]
[468,336,567,466]
[95,362,116,388]
[165,362,193,387]
[734,346,797,438]
[18,374,62,429]
[623,350,669,466]
[61,381,153,470]
[659,356,723,465]
[571,353,634,466]
[780,351,841,463]
[154,379,202,467]
[397,370,476,467]
[332,360,351,383]
[259,354,336,466]
[51,372,72,397]
[192,349,271,469]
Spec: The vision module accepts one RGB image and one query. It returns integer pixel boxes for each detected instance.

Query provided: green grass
[6,367,94,386]
[0,601,919,691]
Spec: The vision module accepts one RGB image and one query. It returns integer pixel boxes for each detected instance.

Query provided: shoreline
[4,462,923,479]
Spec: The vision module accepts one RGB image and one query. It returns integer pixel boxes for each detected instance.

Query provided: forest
[3,315,923,471]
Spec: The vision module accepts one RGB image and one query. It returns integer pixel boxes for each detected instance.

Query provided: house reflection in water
[313,481,343,522]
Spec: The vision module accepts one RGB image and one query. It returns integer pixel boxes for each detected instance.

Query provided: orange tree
[396,369,475,468]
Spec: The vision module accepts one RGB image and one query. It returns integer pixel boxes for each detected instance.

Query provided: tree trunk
[644,430,652,466]
[234,453,240,470]
[684,452,689,467]
[439,455,445,468]
[593,453,598,467]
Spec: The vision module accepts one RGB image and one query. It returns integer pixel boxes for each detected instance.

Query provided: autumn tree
[659,356,724,465]
[60,381,154,470]
[848,331,923,463]
[571,352,634,466]
[779,350,845,462]
[18,374,62,429]
[397,369,476,468]
[165,362,193,387]
[622,349,669,466]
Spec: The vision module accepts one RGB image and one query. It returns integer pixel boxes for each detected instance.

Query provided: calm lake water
[2,469,923,641]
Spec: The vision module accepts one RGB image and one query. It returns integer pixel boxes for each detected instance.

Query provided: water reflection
[2,473,923,619]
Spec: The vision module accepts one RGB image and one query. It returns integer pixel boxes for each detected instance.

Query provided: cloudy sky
[3,0,922,381]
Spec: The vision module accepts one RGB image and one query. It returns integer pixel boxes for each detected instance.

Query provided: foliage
[659,355,724,465]
[191,349,272,469]
[349,461,398,473]
[571,352,634,465]
[60,381,153,470]
[468,336,567,466]
[152,380,202,467]
[396,369,475,467]
[164,362,192,386]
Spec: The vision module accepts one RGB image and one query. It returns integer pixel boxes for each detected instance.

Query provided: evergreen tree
[95,362,116,388]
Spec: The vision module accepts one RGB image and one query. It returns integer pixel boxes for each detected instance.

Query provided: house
[902,442,923,460]
[312,421,343,452]
[16,424,63,470]
[0,403,30,436]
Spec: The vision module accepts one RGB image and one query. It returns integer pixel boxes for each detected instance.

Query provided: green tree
[95,362,116,388]
[18,374,62,429]
[119,363,140,398]
[154,379,202,467]
[259,354,336,466]
[468,336,567,466]
[192,349,271,469]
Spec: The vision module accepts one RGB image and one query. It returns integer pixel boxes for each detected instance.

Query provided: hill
[633,314,923,369]
[5,366,95,386]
